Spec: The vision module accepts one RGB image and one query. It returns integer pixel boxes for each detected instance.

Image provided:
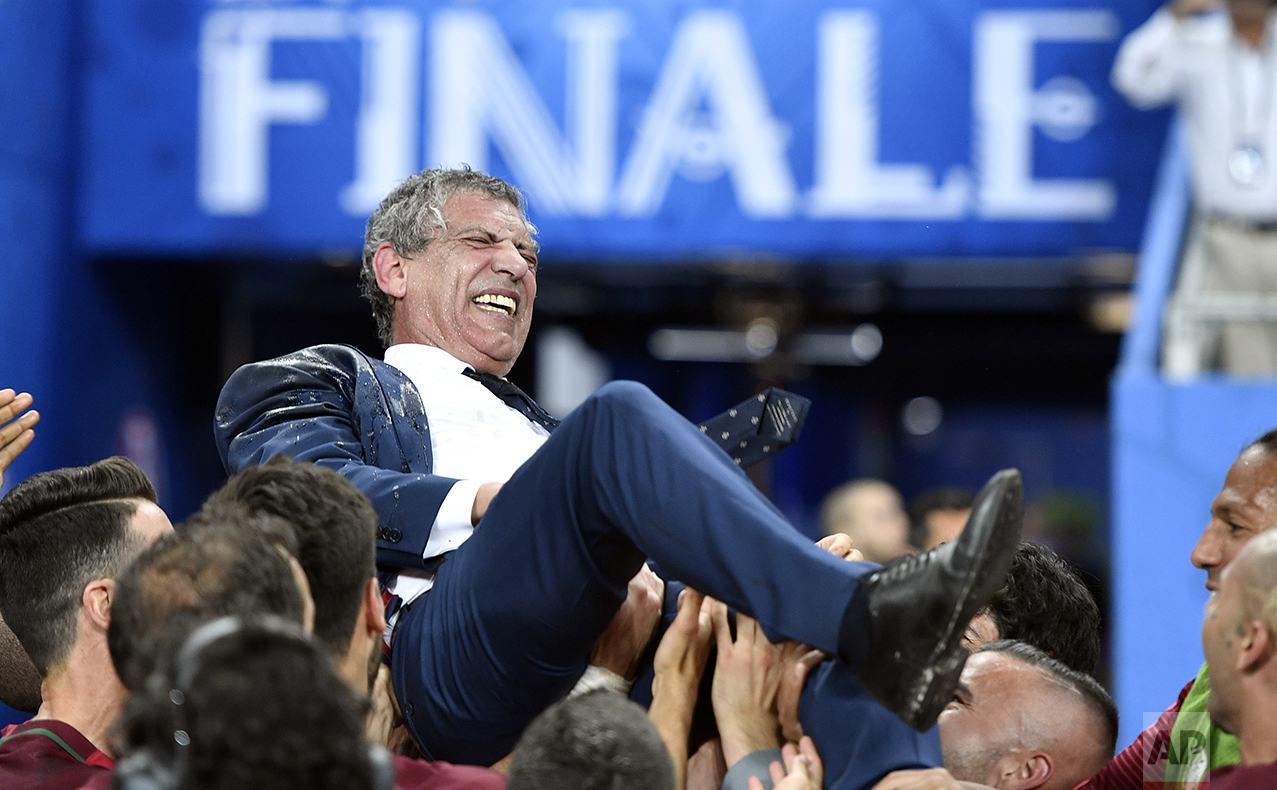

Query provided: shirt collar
[384,343,473,377]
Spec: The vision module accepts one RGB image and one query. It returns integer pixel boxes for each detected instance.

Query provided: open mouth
[473,294,517,316]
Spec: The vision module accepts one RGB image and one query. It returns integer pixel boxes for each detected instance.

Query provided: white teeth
[473,294,516,315]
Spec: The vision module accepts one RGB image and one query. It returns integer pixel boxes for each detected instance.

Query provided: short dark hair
[983,541,1102,674]
[360,167,533,348]
[108,512,306,691]
[115,616,377,790]
[507,691,675,790]
[977,640,1118,757]
[203,457,378,656]
[908,487,974,549]
[0,457,156,675]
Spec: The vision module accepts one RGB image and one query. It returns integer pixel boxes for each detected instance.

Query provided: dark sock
[837,581,873,669]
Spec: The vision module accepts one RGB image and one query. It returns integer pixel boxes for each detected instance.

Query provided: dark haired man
[0,457,171,788]
[871,640,1117,790]
[136,460,507,789]
[217,166,1023,774]
[507,691,675,790]
[113,616,387,790]
[202,457,386,694]
[107,511,310,692]
[962,541,1102,674]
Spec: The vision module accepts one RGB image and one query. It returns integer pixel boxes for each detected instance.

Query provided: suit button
[387,529,403,543]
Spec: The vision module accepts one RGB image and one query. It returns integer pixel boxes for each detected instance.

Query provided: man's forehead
[443,191,532,233]
[963,652,1039,695]
[1218,450,1277,508]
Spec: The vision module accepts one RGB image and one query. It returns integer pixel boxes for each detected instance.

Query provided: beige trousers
[1199,221,1277,375]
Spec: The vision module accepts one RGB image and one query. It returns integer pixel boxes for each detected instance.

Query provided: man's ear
[82,578,115,632]
[364,578,387,637]
[372,243,410,300]
[998,751,1053,790]
[1238,620,1272,673]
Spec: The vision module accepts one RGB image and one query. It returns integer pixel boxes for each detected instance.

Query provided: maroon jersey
[1072,679,1196,790]
[393,754,507,790]
[0,719,114,790]
[1210,762,1277,789]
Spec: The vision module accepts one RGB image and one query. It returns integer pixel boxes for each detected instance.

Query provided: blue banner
[80,0,1167,259]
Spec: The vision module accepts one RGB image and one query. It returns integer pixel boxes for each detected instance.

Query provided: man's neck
[1235,17,1268,49]
[34,645,127,757]
[1236,682,1277,765]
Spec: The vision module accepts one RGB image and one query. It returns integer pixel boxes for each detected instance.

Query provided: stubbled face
[1191,448,1277,592]
[939,652,1032,785]
[393,192,538,376]
[128,501,173,546]
[1204,561,1246,734]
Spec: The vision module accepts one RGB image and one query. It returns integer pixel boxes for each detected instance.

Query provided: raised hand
[650,587,714,790]
[0,390,38,489]
[590,563,665,680]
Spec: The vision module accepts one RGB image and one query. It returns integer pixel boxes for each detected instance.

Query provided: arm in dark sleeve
[214,344,459,571]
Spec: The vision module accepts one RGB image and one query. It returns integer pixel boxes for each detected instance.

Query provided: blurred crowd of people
[1,158,1277,790]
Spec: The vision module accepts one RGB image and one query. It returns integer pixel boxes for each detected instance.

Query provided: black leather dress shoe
[851,468,1023,731]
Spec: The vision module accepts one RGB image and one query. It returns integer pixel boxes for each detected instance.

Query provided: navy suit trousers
[391,381,877,766]
[801,661,943,790]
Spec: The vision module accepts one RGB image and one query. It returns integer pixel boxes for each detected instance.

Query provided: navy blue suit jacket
[215,344,455,571]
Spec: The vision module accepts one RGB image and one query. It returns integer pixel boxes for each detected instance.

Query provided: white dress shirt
[379,343,549,616]
[1113,8,1277,220]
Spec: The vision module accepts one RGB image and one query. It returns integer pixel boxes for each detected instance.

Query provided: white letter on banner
[616,11,797,218]
[807,11,968,219]
[428,9,628,216]
[199,9,343,216]
[340,9,421,217]
[973,10,1118,220]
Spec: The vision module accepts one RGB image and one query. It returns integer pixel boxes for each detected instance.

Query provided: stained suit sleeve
[213,345,460,571]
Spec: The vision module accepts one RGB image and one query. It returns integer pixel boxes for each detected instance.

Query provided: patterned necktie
[462,369,560,431]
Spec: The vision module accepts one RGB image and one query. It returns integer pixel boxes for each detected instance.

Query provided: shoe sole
[899,468,1023,730]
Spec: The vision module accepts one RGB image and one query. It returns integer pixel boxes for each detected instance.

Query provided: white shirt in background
[1113,8,1277,220]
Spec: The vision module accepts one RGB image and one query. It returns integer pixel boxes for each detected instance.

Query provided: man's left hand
[590,563,664,681]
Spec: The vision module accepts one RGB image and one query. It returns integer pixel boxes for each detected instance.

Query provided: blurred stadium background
[0,0,1268,749]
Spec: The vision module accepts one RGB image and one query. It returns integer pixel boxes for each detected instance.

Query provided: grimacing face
[385,191,538,376]
[1191,446,1277,592]
[938,652,1029,785]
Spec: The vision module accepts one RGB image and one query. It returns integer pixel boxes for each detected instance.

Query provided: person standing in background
[818,480,913,565]
[1114,0,1277,375]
